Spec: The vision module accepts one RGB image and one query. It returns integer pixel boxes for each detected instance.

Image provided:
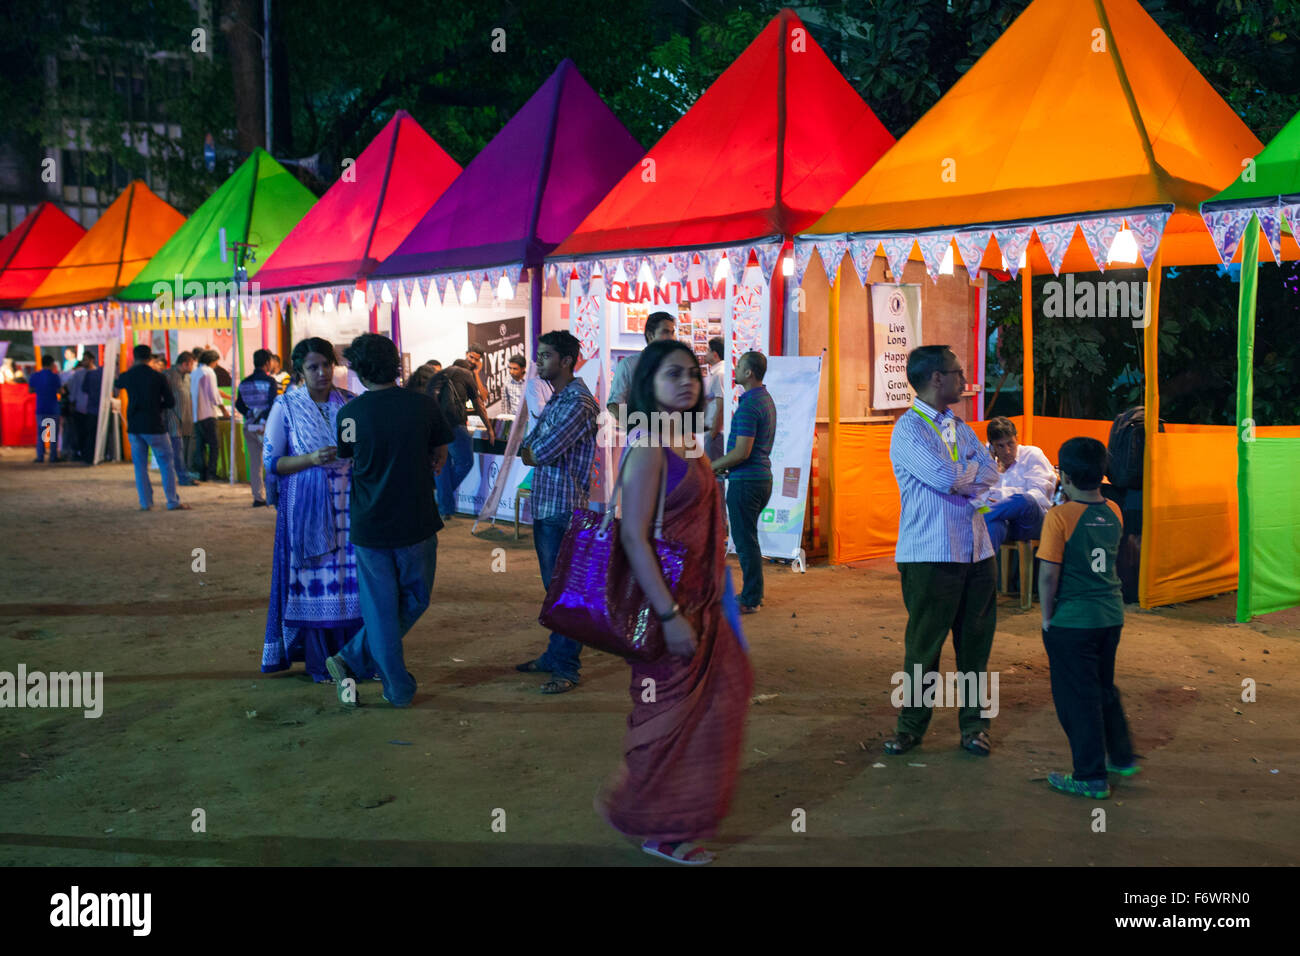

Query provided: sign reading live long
[871,284,922,409]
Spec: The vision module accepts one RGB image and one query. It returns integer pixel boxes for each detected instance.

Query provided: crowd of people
[21,327,1138,865]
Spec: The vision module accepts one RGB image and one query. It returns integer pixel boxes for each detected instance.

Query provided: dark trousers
[76,412,97,462]
[1042,624,1135,782]
[34,410,60,461]
[726,477,772,607]
[193,417,218,480]
[897,558,997,737]
[532,511,582,682]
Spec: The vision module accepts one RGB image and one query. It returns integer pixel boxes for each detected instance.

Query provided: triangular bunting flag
[993,226,1034,279]
[816,239,848,285]
[953,230,992,282]
[848,238,878,286]
[880,236,915,283]
[915,233,951,283]
[1034,220,1077,276]
[793,241,816,288]
[1077,216,1124,272]
[1126,211,1169,269]
[1256,206,1283,264]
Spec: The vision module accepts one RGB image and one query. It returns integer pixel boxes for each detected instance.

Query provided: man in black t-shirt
[113,344,190,511]
[326,334,453,709]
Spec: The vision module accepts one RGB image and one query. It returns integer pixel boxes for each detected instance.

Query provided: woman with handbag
[597,339,754,865]
[260,338,363,683]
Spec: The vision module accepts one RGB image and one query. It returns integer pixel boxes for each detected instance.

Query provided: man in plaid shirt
[516,330,599,694]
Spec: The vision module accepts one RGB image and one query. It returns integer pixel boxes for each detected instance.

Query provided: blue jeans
[727,478,772,607]
[338,534,438,707]
[983,494,1044,552]
[128,432,181,509]
[169,434,196,484]
[532,511,582,682]
[434,425,473,516]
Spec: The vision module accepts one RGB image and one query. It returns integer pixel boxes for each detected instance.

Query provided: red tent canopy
[0,204,86,309]
[552,7,896,256]
[255,110,462,291]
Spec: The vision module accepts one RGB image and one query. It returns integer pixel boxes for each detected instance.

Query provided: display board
[746,354,821,564]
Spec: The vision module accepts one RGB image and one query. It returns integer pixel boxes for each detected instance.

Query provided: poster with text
[742,354,822,561]
[871,284,922,409]
[468,315,526,415]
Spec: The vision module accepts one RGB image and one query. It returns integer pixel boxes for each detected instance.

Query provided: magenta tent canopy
[373,59,643,278]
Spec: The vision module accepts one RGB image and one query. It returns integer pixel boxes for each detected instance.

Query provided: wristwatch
[657,602,681,623]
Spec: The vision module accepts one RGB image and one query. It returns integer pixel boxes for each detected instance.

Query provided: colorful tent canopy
[552,9,894,258]
[256,111,461,292]
[0,204,86,309]
[1202,112,1300,620]
[806,0,1271,275]
[22,182,184,309]
[118,149,315,301]
[374,59,641,279]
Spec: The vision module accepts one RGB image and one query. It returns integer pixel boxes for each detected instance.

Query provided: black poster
[467,315,526,414]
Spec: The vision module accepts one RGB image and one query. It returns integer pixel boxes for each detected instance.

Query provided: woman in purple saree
[260,338,361,681]
[598,339,754,865]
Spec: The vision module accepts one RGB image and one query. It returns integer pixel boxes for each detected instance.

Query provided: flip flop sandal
[641,840,715,865]
[961,730,992,756]
[883,732,920,756]
[540,678,577,695]
[515,659,550,673]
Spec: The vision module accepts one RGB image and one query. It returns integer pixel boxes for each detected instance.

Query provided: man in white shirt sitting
[982,416,1057,552]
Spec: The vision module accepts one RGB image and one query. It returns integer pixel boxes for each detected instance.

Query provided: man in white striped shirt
[885,345,1001,758]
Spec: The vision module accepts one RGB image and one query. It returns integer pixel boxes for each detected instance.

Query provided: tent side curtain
[1239,437,1300,616]
[548,238,785,298]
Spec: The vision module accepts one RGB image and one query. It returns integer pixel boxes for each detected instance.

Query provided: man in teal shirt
[711,350,776,613]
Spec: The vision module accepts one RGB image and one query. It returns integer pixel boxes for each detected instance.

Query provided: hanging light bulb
[940,245,955,276]
[713,257,732,283]
[782,255,794,277]
[1108,227,1139,265]
[497,275,513,300]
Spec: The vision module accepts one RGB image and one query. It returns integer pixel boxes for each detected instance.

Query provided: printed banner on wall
[751,354,822,561]
[468,314,526,415]
[871,284,922,409]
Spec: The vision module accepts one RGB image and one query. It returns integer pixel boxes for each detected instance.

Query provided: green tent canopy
[1201,111,1300,621]
[119,148,316,301]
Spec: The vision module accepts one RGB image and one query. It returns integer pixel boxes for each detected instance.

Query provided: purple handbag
[538,449,686,662]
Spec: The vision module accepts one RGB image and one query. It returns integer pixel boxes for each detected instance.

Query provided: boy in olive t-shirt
[1037,437,1138,799]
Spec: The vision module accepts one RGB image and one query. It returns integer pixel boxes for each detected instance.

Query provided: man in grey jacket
[165,352,198,485]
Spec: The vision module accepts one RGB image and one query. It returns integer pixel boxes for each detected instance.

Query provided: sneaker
[325,655,358,708]
[252,500,268,507]
[1048,771,1110,799]
[1107,761,1143,777]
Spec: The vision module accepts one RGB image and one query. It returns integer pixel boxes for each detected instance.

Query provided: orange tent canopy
[22,181,184,309]
[553,8,895,257]
[807,0,1289,269]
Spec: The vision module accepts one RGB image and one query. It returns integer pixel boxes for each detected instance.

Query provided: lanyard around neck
[910,405,958,462]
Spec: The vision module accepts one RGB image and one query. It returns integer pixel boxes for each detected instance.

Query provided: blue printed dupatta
[261,385,362,679]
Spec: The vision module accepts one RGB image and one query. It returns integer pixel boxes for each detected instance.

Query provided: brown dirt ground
[0,445,1296,867]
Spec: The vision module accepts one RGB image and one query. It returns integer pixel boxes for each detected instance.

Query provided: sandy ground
[0,445,1296,867]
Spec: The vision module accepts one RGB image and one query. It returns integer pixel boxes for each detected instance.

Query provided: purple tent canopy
[374,59,643,278]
